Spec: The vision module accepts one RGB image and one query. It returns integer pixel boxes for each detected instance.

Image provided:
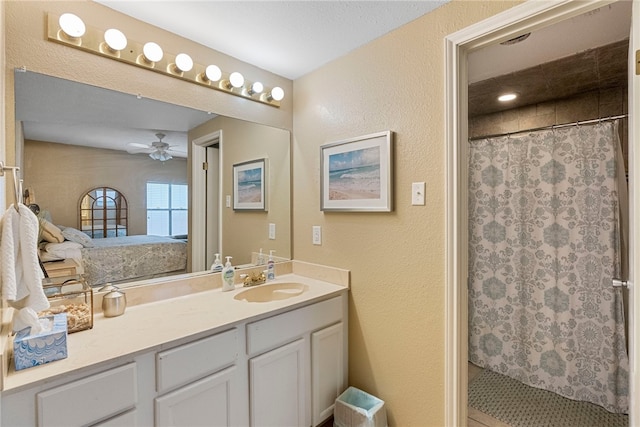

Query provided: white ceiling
[468,1,631,83]
[94,1,450,80]
[17,1,631,156]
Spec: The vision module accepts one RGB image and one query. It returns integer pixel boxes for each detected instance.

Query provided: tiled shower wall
[469,85,628,171]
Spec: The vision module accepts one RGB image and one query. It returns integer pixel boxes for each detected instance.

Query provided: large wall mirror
[15,70,291,287]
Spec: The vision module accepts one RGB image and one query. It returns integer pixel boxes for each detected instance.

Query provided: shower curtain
[468,121,629,413]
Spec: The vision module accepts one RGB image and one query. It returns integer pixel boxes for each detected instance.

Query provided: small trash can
[334,386,387,427]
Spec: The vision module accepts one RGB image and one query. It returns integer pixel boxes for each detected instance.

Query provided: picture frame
[320,131,393,212]
[233,158,267,211]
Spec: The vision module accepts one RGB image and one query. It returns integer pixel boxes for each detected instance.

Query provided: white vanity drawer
[156,328,238,394]
[247,296,342,356]
[37,363,137,427]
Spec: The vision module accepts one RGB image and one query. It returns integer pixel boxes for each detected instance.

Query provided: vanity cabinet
[312,322,345,426]
[155,366,238,426]
[154,328,245,427]
[1,291,347,427]
[246,295,347,427]
[249,338,307,427]
[36,363,137,427]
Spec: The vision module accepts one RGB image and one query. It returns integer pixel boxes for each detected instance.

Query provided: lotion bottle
[221,256,235,291]
[267,250,276,281]
[210,253,223,272]
[257,248,265,265]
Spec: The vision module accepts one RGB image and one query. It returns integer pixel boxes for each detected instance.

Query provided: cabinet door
[250,339,306,427]
[312,322,345,426]
[155,366,237,427]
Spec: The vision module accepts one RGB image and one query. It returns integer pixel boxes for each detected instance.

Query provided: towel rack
[0,161,23,210]
[0,161,19,177]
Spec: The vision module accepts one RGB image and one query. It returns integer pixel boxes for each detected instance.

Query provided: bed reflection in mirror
[16,70,291,288]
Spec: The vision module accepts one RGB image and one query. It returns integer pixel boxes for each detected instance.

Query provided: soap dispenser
[267,250,276,281]
[221,256,235,292]
[210,253,223,273]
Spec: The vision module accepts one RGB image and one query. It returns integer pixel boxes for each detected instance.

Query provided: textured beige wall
[24,140,187,235]
[189,116,291,265]
[292,1,519,425]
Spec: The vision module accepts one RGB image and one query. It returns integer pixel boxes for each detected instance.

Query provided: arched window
[79,187,128,238]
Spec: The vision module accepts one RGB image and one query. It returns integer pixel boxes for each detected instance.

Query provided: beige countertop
[2,261,349,393]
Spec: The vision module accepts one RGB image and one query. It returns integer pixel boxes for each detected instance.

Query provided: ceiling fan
[126,133,185,161]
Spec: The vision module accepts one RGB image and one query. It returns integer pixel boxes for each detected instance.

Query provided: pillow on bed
[40,219,64,243]
[43,241,83,260]
[62,227,94,248]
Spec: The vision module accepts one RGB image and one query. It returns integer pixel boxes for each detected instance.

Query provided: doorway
[444,1,638,425]
[192,130,222,272]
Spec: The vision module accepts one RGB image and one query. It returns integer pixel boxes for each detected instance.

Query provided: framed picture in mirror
[233,158,267,211]
[320,131,393,212]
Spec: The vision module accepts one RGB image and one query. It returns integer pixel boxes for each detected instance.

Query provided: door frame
[191,130,222,272]
[443,1,627,425]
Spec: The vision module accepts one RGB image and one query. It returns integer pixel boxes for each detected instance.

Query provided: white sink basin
[234,282,309,303]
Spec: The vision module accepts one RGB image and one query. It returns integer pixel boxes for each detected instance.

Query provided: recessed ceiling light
[498,93,517,102]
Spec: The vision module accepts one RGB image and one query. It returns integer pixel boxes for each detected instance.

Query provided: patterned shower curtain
[468,121,629,413]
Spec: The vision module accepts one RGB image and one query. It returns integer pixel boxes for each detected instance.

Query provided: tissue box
[13,314,68,371]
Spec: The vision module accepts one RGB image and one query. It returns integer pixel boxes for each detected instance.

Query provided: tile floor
[467,363,511,427]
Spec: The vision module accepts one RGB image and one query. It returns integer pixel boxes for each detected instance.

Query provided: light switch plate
[412,182,425,205]
[312,226,322,245]
[268,223,276,240]
[225,195,231,208]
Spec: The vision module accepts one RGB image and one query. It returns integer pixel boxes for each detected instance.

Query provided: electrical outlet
[269,223,276,240]
[312,226,322,245]
[225,195,231,208]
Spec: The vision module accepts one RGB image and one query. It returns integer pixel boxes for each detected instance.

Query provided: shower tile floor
[468,363,511,427]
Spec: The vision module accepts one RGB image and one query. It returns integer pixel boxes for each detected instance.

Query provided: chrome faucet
[240,270,266,287]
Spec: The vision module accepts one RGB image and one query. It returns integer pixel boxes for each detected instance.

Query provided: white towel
[0,204,50,332]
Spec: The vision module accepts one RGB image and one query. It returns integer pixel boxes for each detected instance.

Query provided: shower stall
[468,119,629,413]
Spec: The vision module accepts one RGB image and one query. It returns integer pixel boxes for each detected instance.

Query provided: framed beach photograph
[320,131,393,212]
[233,158,267,211]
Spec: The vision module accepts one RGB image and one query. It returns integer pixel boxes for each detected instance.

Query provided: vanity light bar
[46,13,283,108]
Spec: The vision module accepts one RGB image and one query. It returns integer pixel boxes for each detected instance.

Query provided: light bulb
[229,72,244,88]
[205,65,222,82]
[104,28,127,51]
[498,93,517,102]
[271,87,285,101]
[250,82,264,95]
[143,42,163,63]
[175,53,193,72]
[59,13,85,38]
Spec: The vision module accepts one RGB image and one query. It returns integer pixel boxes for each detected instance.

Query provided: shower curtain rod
[469,113,628,141]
